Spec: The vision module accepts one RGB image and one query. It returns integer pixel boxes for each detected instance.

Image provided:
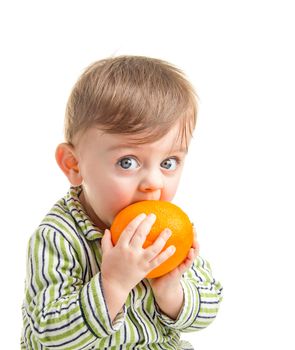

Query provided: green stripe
[199,307,219,314]
[47,232,58,304]
[91,277,110,333]
[39,305,80,327]
[80,281,101,336]
[196,319,215,327]
[199,291,219,298]
[39,321,85,343]
[126,316,136,344]
[180,282,195,325]
[33,233,44,291]
[43,214,84,261]
[114,327,121,346]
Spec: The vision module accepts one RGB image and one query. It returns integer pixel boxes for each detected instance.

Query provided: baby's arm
[182,256,223,331]
[148,227,200,320]
[23,227,116,349]
[100,213,175,322]
[154,256,223,332]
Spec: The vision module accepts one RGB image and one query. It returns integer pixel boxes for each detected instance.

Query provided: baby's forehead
[101,127,188,154]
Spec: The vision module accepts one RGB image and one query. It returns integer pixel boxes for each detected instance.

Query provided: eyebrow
[107,144,188,154]
[106,144,140,151]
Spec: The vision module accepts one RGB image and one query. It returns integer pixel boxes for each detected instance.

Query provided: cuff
[155,279,200,330]
[79,273,126,338]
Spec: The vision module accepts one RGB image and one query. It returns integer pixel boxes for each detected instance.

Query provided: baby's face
[74,122,189,229]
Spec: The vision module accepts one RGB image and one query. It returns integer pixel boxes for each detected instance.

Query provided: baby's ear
[55,143,82,186]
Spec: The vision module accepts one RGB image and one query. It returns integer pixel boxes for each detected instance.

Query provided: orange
[110,200,193,278]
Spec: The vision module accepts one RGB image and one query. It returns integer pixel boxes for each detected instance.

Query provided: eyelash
[117,156,181,170]
[117,156,139,170]
[170,156,181,164]
[162,157,182,170]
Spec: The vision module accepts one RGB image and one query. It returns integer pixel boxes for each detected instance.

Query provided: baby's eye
[160,158,179,170]
[118,157,139,170]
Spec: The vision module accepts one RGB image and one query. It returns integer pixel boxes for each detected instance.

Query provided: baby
[21,55,223,350]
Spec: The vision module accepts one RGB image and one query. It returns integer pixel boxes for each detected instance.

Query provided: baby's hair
[65,55,198,148]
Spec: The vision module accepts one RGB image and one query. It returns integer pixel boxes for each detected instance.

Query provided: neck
[79,189,108,230]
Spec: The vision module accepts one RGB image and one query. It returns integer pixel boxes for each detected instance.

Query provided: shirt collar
[65,186,104,240]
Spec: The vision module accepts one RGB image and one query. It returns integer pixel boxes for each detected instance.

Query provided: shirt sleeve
[155,256,223,331]
[23,226,126,349]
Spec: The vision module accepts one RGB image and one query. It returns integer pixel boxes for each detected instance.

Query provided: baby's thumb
[101,229,113,254]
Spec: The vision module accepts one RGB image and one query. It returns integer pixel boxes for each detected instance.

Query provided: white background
[1,1,294,349]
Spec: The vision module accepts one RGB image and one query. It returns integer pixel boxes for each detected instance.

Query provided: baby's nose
[138,170,164,192]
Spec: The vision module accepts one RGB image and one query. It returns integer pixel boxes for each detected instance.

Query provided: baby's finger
[144,228,172,260]
[192,236,199,248]
[148,244,176,271]
[129,213,157,249]
[101,229,113,254]
[192,225,197,238]
[178,248,195,273]
[193,240,200,255]
[188,247,195,260]
[116,213,147,246]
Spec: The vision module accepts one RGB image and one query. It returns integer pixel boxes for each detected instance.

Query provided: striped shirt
[21,186,223,350]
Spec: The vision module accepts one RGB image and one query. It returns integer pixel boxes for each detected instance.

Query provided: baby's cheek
[161,176,182,202]
[107,191,134,221]
[160,187,178,202]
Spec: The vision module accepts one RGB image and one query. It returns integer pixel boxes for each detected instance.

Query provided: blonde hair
[65,55,197,148]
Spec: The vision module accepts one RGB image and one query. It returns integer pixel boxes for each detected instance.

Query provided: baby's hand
[148,226,199,292]
[101,213,175,294]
